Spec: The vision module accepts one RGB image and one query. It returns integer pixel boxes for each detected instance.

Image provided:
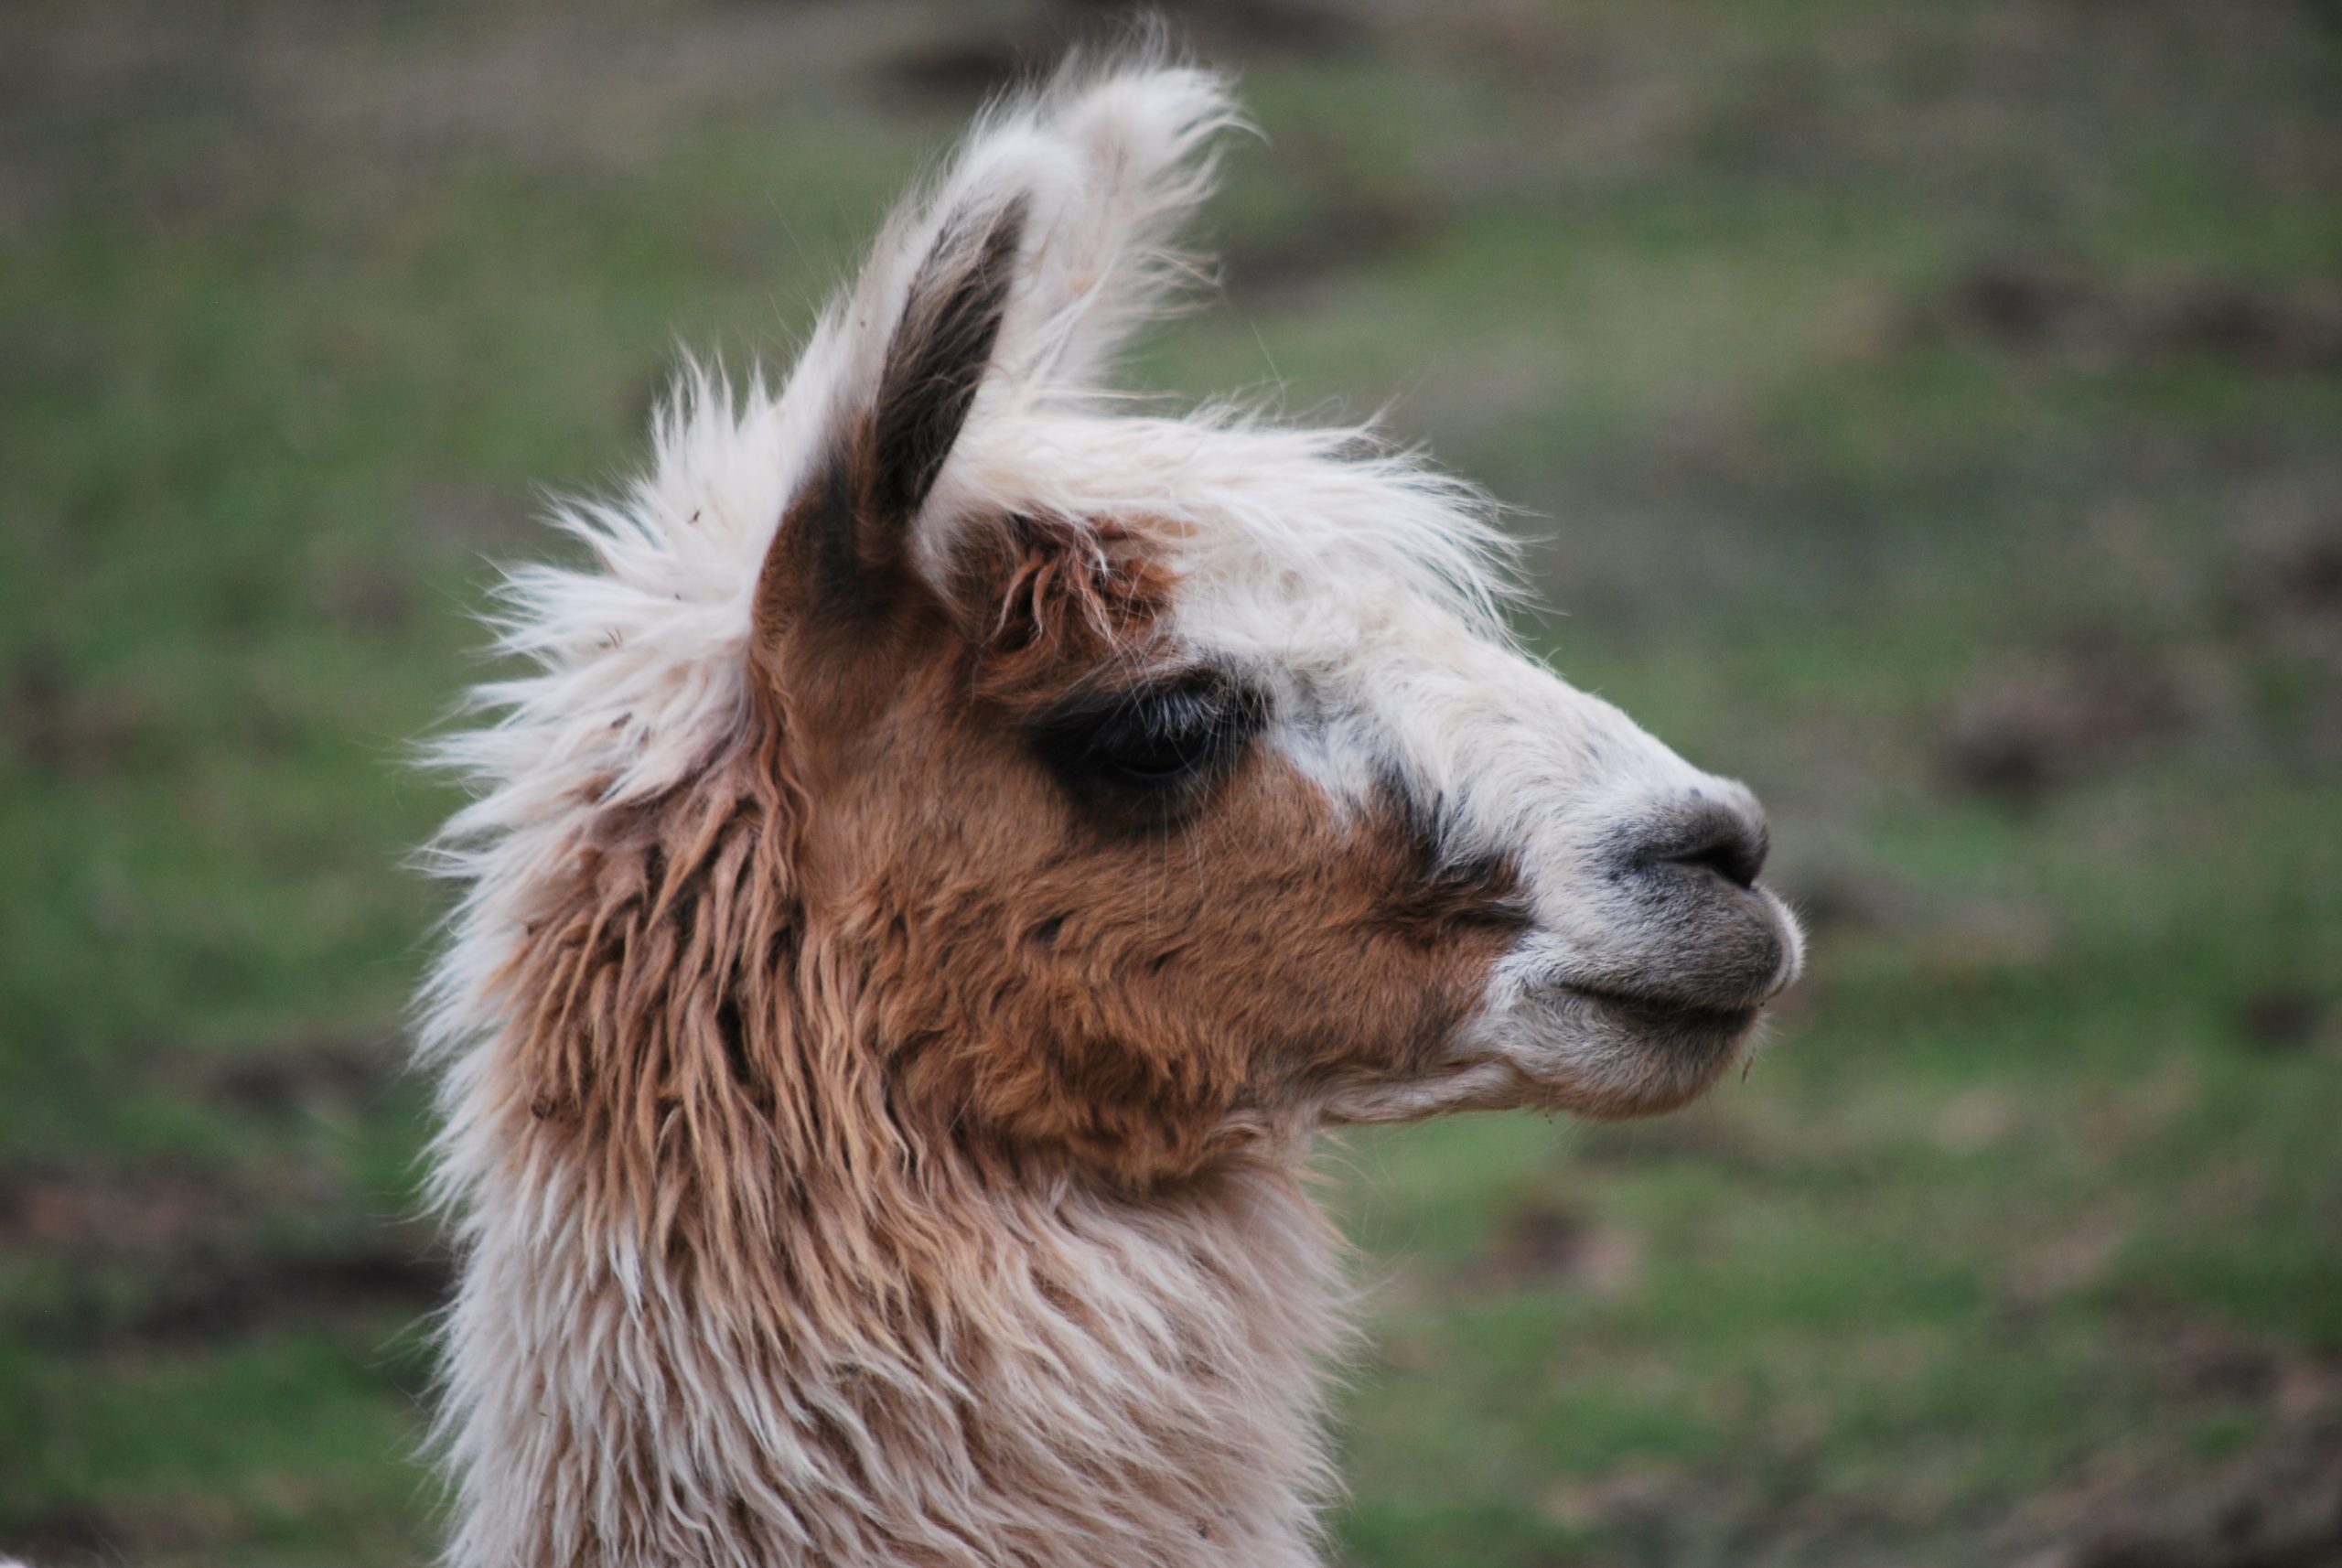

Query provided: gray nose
[1603,789,1787,1011]
[1626,794,1770,891]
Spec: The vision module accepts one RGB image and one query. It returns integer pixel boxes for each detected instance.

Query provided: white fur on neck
[435,1153,1349,1567]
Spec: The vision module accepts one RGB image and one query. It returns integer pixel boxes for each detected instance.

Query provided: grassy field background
[4,2,2338,1563]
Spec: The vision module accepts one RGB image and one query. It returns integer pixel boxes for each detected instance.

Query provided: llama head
[445,59,1802,1199]
[723,59,1803,1184]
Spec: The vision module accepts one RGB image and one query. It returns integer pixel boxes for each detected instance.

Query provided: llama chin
[418,47,1801,1568]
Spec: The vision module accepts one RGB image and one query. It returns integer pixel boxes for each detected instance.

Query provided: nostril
[1673,834,1765,890]
[1634,802,1769,891]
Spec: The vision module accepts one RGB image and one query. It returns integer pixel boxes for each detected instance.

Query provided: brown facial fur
[789,509,1530,1187]
[491,505,1527,1230]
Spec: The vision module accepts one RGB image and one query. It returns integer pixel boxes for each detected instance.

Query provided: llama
[418,55,1802,1568]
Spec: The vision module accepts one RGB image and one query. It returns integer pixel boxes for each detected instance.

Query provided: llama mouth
[1558,985,1765,1058]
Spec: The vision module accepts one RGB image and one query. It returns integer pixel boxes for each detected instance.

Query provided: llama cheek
[831,865,1240,1180]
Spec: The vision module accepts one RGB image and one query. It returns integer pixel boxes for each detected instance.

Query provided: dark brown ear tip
[869,194,1031,525]
[755,195,1031,644]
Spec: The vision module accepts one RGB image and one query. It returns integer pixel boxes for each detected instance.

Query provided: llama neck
[438,1136,1346,1568]
[430,760,1349,1566]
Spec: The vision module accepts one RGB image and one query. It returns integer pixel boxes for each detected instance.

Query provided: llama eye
[1033,673,1263,798]
[1090,687,1226,781]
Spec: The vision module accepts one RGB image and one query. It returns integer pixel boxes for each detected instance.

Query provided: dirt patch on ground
[1221,192,1445,302]
[1912,259,2342,375]
[107,1240,453,1349]
[0,1031,445,1354]
[1989,1316,2342,1567]
[0,1037,407,1257]
[197,1030,405,1120]
[1523,1366,2342,1568]
[3,1483,278,1568]
[1457,1194,1643,1299]
[5,1201,452,1354]
[1938,643,2201,807]
[2012,1415,2342,1568]
[2232,516,2342,630]
[2223,511,2342,749]
[0,1163,240,1256]
[1569,1108,1797,1177]
[2235,988,2331,1055]
[3,645,167,781]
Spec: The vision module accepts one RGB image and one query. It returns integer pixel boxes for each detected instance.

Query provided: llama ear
[756,196,1026,634]
[863,195,1029,539]
[755,59,1237,640]
[990,60,1242,393]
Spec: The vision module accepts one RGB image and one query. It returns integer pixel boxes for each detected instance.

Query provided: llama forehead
[940,414,1509,610]
[941,410,1515,652]
[935,408,1703,837]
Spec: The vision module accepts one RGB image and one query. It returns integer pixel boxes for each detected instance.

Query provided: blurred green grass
[3,2,2337,1564]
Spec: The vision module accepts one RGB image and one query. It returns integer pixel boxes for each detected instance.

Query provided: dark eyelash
[1089,689,1222,777]
[1030,671,1266,800]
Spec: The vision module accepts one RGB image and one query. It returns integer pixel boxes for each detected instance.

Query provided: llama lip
[1557,985,1766,1054]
